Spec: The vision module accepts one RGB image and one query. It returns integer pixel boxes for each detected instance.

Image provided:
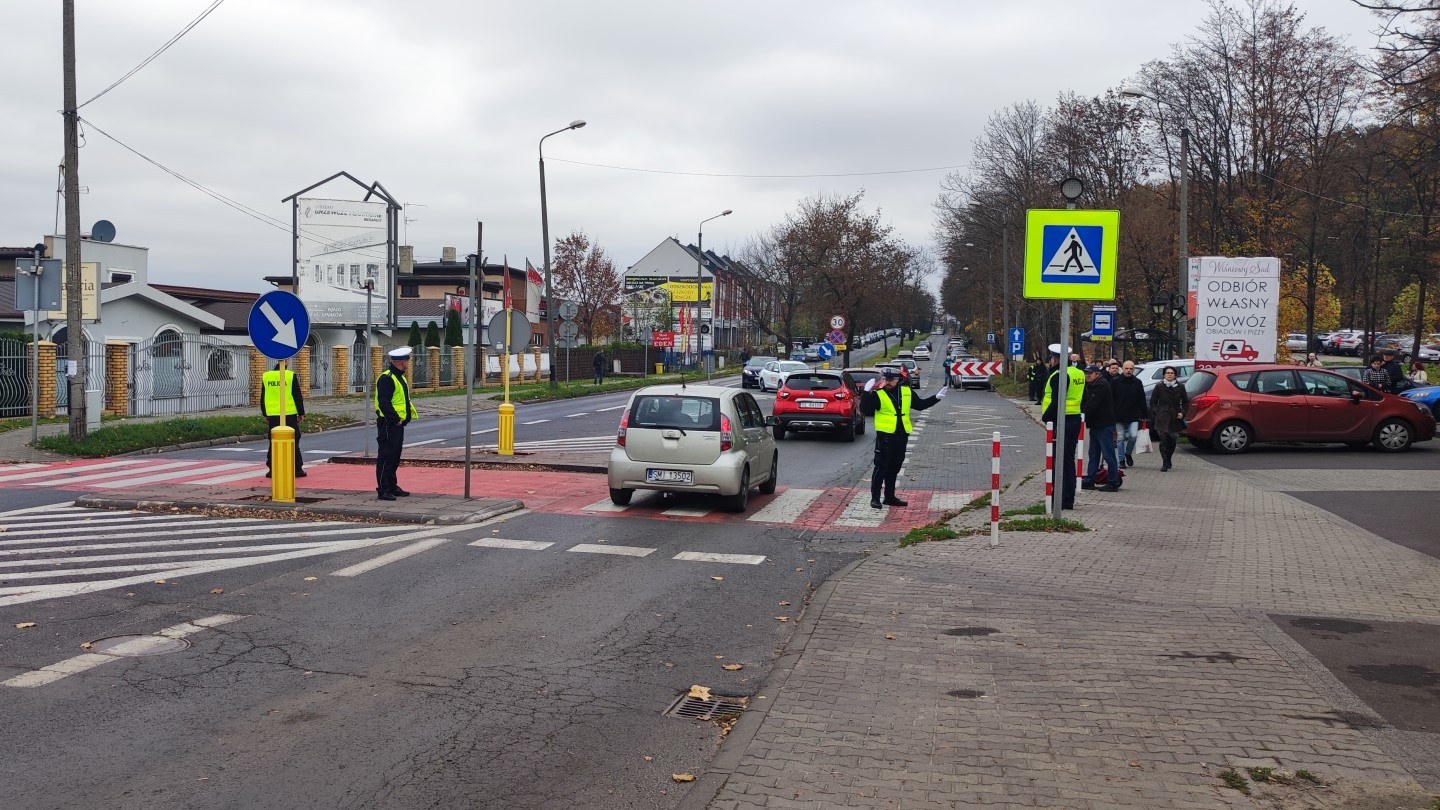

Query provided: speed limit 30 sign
[829,314,846,330]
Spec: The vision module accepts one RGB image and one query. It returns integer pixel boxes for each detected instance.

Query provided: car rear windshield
[785,374,843,391]
[1185,371,1217,396]
[629,395,720,431]
[847,370,880,387]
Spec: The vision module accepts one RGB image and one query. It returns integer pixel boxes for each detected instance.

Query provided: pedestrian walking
[1148,365,1188,472]
[1027,357,1046,403]
[1110,359,1148,468]
[1303,352,1324,368]
[375,347,416,501]
[861,367,946,509]
[1410,360,1428,385]
[1362,354,1393,393]
[260,361,305,479]
[593,349,605,385]
[1041,345,1085,509]
[1081,364,1121,492]
[1102,359,1119,381]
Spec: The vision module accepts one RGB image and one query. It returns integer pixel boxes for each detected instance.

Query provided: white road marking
[929,493,974,511]
[212,447,258,452]
[302,450,347,455]
[0,459,149,484]
[595,405,625,412]
[834,491,887,527]
[747,488,824,523]
[26,461,203,487]
[564,413,589,418]
[330,537,453,577]
[469,538,554,551]
[404,438,445,447]
[672,551,766,565]
[660,505,712,517]
[0,539,349,567]
[568,543,655,557]
[1,614,245,688]
[92,462,257,488]
[179,467,267,486]
[581,499,629,513]
[471,427,499,435]
[0,520,363,547]
[522,419,550,425]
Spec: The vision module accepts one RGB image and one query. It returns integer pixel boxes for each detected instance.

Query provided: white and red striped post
[1044,421,1055,516]
[1075,413,1087,494]
[990,430,1001,546]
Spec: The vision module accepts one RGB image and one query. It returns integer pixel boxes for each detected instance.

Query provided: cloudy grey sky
[2,0,1381,294]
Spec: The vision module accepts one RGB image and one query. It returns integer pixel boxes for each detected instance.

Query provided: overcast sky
[2,0,1383,294]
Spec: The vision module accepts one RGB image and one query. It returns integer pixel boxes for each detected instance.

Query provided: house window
[401,283,419,298]
[109,271,134,284]
[206,348,234,381]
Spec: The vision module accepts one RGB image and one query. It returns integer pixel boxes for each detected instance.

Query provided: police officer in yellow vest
[1040,344,1086,510]
[375,347,416,501]
[261,362,305,478]
[860,366,946,509]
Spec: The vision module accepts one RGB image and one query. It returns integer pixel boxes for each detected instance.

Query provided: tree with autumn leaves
[551,230,622,344]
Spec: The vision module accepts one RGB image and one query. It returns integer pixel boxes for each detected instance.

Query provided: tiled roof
[0,277,20,319]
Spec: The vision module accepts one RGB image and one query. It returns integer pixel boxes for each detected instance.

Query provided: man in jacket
[1027,357,1047,403]
[1110,360,1148,467]
[261,361,306,479]
[375,347,416,501]
[1041,347,1086,509]
[1380,348,1405,390]
[593,349,605,385]
[1081,363,1121,491]
[861,367,946,509]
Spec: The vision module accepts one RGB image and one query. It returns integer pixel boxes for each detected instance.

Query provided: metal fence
[130,334,251,417]
[309,345,332,397]
[349,341,368,393]
[440,348,453,386]
[0,338,30,418]
[55,339,105,414]
[410,344,430,386]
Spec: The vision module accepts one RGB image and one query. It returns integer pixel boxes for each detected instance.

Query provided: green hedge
[36,412,359,457]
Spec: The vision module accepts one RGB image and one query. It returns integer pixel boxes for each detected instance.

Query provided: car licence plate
[799,400,825,409]
[646,468,693,485]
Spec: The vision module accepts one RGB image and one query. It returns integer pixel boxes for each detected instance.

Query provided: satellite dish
[91,220,116,243]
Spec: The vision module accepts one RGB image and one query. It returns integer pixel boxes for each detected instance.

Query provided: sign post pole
[271,359,296,503]
[247,290,311,506]
[29,249,41,446]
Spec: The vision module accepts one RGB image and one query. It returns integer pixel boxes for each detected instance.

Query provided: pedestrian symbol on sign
[1040,226,1103,284]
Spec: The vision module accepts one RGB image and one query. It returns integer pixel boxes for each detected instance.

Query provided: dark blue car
[1401,384,1440,419]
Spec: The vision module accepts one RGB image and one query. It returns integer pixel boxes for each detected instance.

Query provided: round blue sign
[248,291,311,360]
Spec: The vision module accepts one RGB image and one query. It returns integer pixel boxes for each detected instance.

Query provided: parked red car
[1183,364,1437,453]
[772,370,864,441]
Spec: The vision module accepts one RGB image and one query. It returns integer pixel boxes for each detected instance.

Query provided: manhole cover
[87,635,190,657]
[665,693,746,720]
[946,689,986,699]
[942,627,999,636]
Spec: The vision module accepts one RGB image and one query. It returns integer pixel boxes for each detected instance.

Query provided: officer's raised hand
[863,378,877,392]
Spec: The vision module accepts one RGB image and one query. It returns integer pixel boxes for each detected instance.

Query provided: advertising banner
[296,198,389,324]
[46,262,101,322]
[1194,257,1279,370]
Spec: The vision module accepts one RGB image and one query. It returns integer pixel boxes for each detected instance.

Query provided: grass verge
[1001,502,1046,517]
[36,412,360,458]
[958,492,990,513]
[1218,769,1250,795]
[898,524,960,548]
[998,515,1088,532]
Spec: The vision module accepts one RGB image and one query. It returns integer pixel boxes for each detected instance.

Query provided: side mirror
[1350,390,1363,403]
[764,415,778,427]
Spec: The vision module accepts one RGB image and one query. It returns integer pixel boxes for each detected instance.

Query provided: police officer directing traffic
[375,347,417,501]
[861,367,945,509]
[261,361,305,479]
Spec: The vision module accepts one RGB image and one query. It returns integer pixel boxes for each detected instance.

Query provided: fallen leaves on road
[663,662,675,668]
[15,622,36,629]
[687,685,712,701]
[303,576,317,581]
[774,616,789,622]
[794,568,804,572]
[722,663,744,671]
[777,600,791,606]
[153,579,166,585]
[714,655,724,660]
[210,588,224,595]
[671,773,695,783]
[710,576,724,582]
[643,755,653,762]
[884,634,897,640]
[80,642,93,650]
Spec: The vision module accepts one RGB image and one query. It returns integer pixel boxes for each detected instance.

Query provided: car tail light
[833,390,847,399]
[720,414,733,451]
[616,410,628,447]
[778,390,790,399]
[1192,394,1220,410]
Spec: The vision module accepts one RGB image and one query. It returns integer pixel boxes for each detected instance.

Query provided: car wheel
[1213,421,1253,453]
[609,487,633,506]
[759,454,778,495]
[773,424,785,441]
[723,468,751,513]
[857,418,866,435]
[1373,418,1414,452]
[841,422,856,442]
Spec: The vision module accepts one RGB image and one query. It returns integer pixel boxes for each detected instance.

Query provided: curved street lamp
[539,119,587,388]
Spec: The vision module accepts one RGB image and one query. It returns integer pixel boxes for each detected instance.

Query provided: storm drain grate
[665,694,747,721]
[942,627,999,637]
[946,689,986,699]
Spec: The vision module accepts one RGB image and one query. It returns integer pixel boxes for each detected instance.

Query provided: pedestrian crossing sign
[1023,209,1119,301]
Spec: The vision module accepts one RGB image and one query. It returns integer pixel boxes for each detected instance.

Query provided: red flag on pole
[525,259,543,287]
[502,256,512,310]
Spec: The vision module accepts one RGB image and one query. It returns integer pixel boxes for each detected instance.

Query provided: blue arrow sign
[1009,327,1024,344]
[248,290,311,360]
[816,341,835,360]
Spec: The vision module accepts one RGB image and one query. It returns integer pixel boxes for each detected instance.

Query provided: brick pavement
[702,392,1440,809]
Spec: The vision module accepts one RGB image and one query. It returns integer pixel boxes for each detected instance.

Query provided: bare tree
[551,230,621,344]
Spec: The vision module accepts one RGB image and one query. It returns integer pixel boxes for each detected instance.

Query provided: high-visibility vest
[1041,365,1085,415]
[873,385,913,434]
[262,369,297,416]
[374,368,415,421]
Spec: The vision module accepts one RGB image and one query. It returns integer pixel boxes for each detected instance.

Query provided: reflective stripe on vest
[1041,366,1086,415]
[872,386,913,434]
[374,369,415,420]
[262,370,297,416]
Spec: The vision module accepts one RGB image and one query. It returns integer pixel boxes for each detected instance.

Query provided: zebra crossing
[0,457,287,491]
[489,435,616,453]
[567,486,980,531]
[0,502,475,607]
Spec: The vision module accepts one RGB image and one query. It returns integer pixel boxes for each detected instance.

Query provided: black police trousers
[376,419,405,494]
[871,430,909,500]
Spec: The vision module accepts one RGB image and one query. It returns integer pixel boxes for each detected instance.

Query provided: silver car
[607,384,778,512]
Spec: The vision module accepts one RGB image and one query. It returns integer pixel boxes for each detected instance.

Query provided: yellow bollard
[270,424,296,503]
[498,402,515,456]
[655,362,663,375]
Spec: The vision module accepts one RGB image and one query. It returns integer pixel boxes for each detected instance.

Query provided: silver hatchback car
[607,384,778,512]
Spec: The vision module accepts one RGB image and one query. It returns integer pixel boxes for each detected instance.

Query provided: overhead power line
[547,157,969,179]
[79,0,227,109]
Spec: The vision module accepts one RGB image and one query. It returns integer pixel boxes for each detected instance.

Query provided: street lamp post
[698,209,732,381]
[539,119,586,389]
[1121,87,1190,359]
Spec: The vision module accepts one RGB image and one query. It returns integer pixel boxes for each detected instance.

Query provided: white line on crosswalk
[0,512,239,535]
[329,537,452,577]
[747,488,824,523]
[581,499,628,513]
[660,505,712,517]
[92,461,258,488]
[0,521,379,549]
[0,539,349,568]
[2,614,244,688]
[834,490,887,528]
[0,459,150,485]
[469,538,554,551]
[182,467,267,486]
[568,543,654,557]
[672,551,766,565]
[405,438,445,447]
[34,461,206,487]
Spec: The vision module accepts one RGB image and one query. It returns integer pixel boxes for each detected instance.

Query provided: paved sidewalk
[698,394,1440,808]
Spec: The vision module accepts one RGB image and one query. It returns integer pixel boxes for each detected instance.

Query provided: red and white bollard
[990,430,1001,547]
[1075,413,1087,494]
[1044,421,1054,516]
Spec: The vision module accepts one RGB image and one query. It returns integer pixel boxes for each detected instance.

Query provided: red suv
[1184,364,1437,453]
[772,370,864,442]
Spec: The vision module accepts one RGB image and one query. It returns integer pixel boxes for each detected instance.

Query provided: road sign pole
[1052,301,1070,520]
[500,306,514,456]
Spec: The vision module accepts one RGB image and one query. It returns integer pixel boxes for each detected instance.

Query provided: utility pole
[63,0,86,440]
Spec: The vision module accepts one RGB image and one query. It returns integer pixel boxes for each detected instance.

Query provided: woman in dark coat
[1148,365,1189,472]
